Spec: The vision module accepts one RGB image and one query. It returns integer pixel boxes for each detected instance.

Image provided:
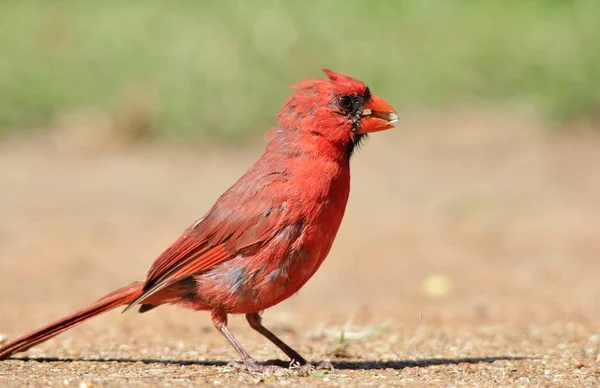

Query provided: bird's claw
[227,358,334,374]
[227,359,281,373]
[302,361,334,371]
[289,359,334,372]
[313,360,334,371]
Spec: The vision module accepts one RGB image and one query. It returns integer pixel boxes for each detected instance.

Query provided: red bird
[0,70,397,371]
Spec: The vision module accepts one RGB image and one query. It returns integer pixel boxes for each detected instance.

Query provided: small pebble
[0,333,6,345]
[573,360,584,369]
[421,274,453,298]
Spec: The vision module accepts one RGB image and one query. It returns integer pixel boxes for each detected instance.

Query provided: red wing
[124,176,291,311]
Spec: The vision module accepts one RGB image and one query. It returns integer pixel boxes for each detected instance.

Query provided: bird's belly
[191,243,329,314]
[189,181,348,314]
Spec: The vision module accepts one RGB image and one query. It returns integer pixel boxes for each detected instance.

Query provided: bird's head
[276,69,398,157]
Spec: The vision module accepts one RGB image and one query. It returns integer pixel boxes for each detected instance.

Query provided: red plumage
[0,70,397,371]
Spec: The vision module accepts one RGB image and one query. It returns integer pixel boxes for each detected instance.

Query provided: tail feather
[0,281,144,360]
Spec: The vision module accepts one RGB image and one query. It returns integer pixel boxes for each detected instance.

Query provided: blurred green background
[1,0,599,143]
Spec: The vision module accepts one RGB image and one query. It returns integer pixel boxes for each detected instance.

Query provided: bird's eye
[338,95,354,111]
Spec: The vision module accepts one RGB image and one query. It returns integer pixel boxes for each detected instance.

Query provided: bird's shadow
[10,355,529,371]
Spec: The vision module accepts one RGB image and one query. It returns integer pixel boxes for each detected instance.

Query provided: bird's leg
[246,312,306,364]
[246,312,333,370]
[211,310,279,373]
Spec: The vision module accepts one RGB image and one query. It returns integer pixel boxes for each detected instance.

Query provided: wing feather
[124,172,292,311]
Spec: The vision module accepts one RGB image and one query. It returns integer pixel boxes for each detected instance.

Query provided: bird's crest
[287,69,363,90]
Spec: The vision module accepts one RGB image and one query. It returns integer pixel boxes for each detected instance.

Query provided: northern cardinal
[0,70,397,371]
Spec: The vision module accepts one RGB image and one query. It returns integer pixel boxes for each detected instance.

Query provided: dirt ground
[0,110,599,387]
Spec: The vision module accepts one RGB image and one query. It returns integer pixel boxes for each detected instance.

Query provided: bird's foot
[228,358,334,374]
[298,360,334,371]
[227,358,281,373]
[313,360,334,371]
[287,359,334,373]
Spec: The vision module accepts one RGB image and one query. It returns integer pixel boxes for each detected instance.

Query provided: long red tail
[0,281,144,359]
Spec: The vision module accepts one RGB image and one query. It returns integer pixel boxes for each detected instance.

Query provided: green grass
[0,0,599,142]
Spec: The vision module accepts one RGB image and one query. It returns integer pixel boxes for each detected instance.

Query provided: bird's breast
[274,172,353,306]
[192,161,351,314]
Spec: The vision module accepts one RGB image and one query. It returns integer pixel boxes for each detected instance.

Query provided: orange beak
[356,94,398,134]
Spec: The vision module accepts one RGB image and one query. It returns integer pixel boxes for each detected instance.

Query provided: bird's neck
[265,128,352,166]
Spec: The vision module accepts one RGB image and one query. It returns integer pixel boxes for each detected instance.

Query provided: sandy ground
[0,110,599,386]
